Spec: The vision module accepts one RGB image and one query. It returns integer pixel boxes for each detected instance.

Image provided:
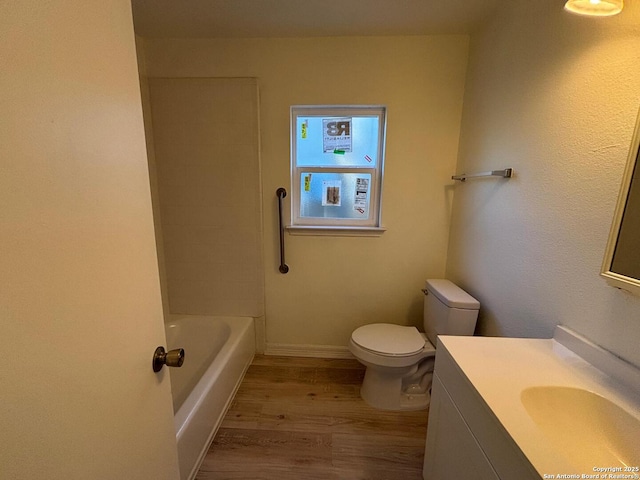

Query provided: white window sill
[286,225,386,237]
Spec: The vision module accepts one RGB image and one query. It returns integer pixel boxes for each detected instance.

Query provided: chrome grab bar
[276,187,289,274]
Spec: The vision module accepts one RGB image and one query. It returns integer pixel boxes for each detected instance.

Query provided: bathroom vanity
[423,327,640,480]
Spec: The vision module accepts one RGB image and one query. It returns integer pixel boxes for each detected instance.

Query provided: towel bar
[452,168,513,182]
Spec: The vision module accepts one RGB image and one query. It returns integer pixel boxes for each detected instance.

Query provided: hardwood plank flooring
[195,355,429,480]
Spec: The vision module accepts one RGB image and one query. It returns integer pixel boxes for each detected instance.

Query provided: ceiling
[131,0,499,38]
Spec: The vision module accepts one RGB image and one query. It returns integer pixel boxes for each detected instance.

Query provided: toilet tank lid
[425,279,480,310]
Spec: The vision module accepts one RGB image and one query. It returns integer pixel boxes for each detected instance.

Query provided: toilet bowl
[349,279,480,411]
[350,323,436,410]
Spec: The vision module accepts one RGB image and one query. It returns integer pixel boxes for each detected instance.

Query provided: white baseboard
[264,343,355,359]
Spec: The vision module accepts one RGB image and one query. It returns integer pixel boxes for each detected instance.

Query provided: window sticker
[301,120,308,139]
[354,177,369,214]
[304,174,312,192]
[322,180,342,206]
[322,118,352,153]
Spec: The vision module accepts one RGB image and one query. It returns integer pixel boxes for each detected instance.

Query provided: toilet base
[360,362,433,411]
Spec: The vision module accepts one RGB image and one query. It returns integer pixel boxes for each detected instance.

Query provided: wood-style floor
[195,355,429,480]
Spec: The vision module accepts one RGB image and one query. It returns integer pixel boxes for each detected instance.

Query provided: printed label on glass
[322,118,352,153]
[354,177,369,214]
[322,180,342,206]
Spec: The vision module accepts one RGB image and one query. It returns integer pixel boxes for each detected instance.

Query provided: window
[290,105,386,233]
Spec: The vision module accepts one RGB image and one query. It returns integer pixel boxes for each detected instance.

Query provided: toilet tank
[423,279,480,346]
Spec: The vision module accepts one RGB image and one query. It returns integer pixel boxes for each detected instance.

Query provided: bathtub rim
[166,315,255,480]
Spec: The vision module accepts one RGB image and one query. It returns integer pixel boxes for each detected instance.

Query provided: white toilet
[349,279,480,411]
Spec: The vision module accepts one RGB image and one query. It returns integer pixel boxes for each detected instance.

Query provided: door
[0,1,179,479]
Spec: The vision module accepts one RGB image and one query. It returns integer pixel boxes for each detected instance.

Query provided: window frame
[289,105,387,233]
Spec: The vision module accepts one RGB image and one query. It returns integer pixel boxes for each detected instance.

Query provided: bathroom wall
[144,76,264,317]
[446,0,640,367]
[142,36,469,350]
[136,37,171,317]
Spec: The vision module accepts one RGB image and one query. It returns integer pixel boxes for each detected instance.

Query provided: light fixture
[564,0,623,17]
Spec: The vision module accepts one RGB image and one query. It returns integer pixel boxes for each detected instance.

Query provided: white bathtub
[165,315,255,480]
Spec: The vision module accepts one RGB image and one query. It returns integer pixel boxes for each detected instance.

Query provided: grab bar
[452,168,513,182]
[276,187,289,274]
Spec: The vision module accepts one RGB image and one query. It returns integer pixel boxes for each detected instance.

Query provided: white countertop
[437,331,640,478]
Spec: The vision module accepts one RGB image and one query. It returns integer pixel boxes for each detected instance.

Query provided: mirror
[602,107,640,295]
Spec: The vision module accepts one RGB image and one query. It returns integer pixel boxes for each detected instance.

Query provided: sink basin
[521,386,640,469]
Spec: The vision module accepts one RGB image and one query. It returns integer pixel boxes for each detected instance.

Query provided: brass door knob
[152,346,185,373]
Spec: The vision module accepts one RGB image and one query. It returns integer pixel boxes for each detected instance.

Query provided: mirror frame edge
[601,106,640,296]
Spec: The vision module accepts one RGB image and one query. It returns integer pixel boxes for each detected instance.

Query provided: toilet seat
[351,323,426,357]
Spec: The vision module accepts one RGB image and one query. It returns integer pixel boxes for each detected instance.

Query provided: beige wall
[446,0,640,367]
[143,36,470,348]
[137,37,171,317]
